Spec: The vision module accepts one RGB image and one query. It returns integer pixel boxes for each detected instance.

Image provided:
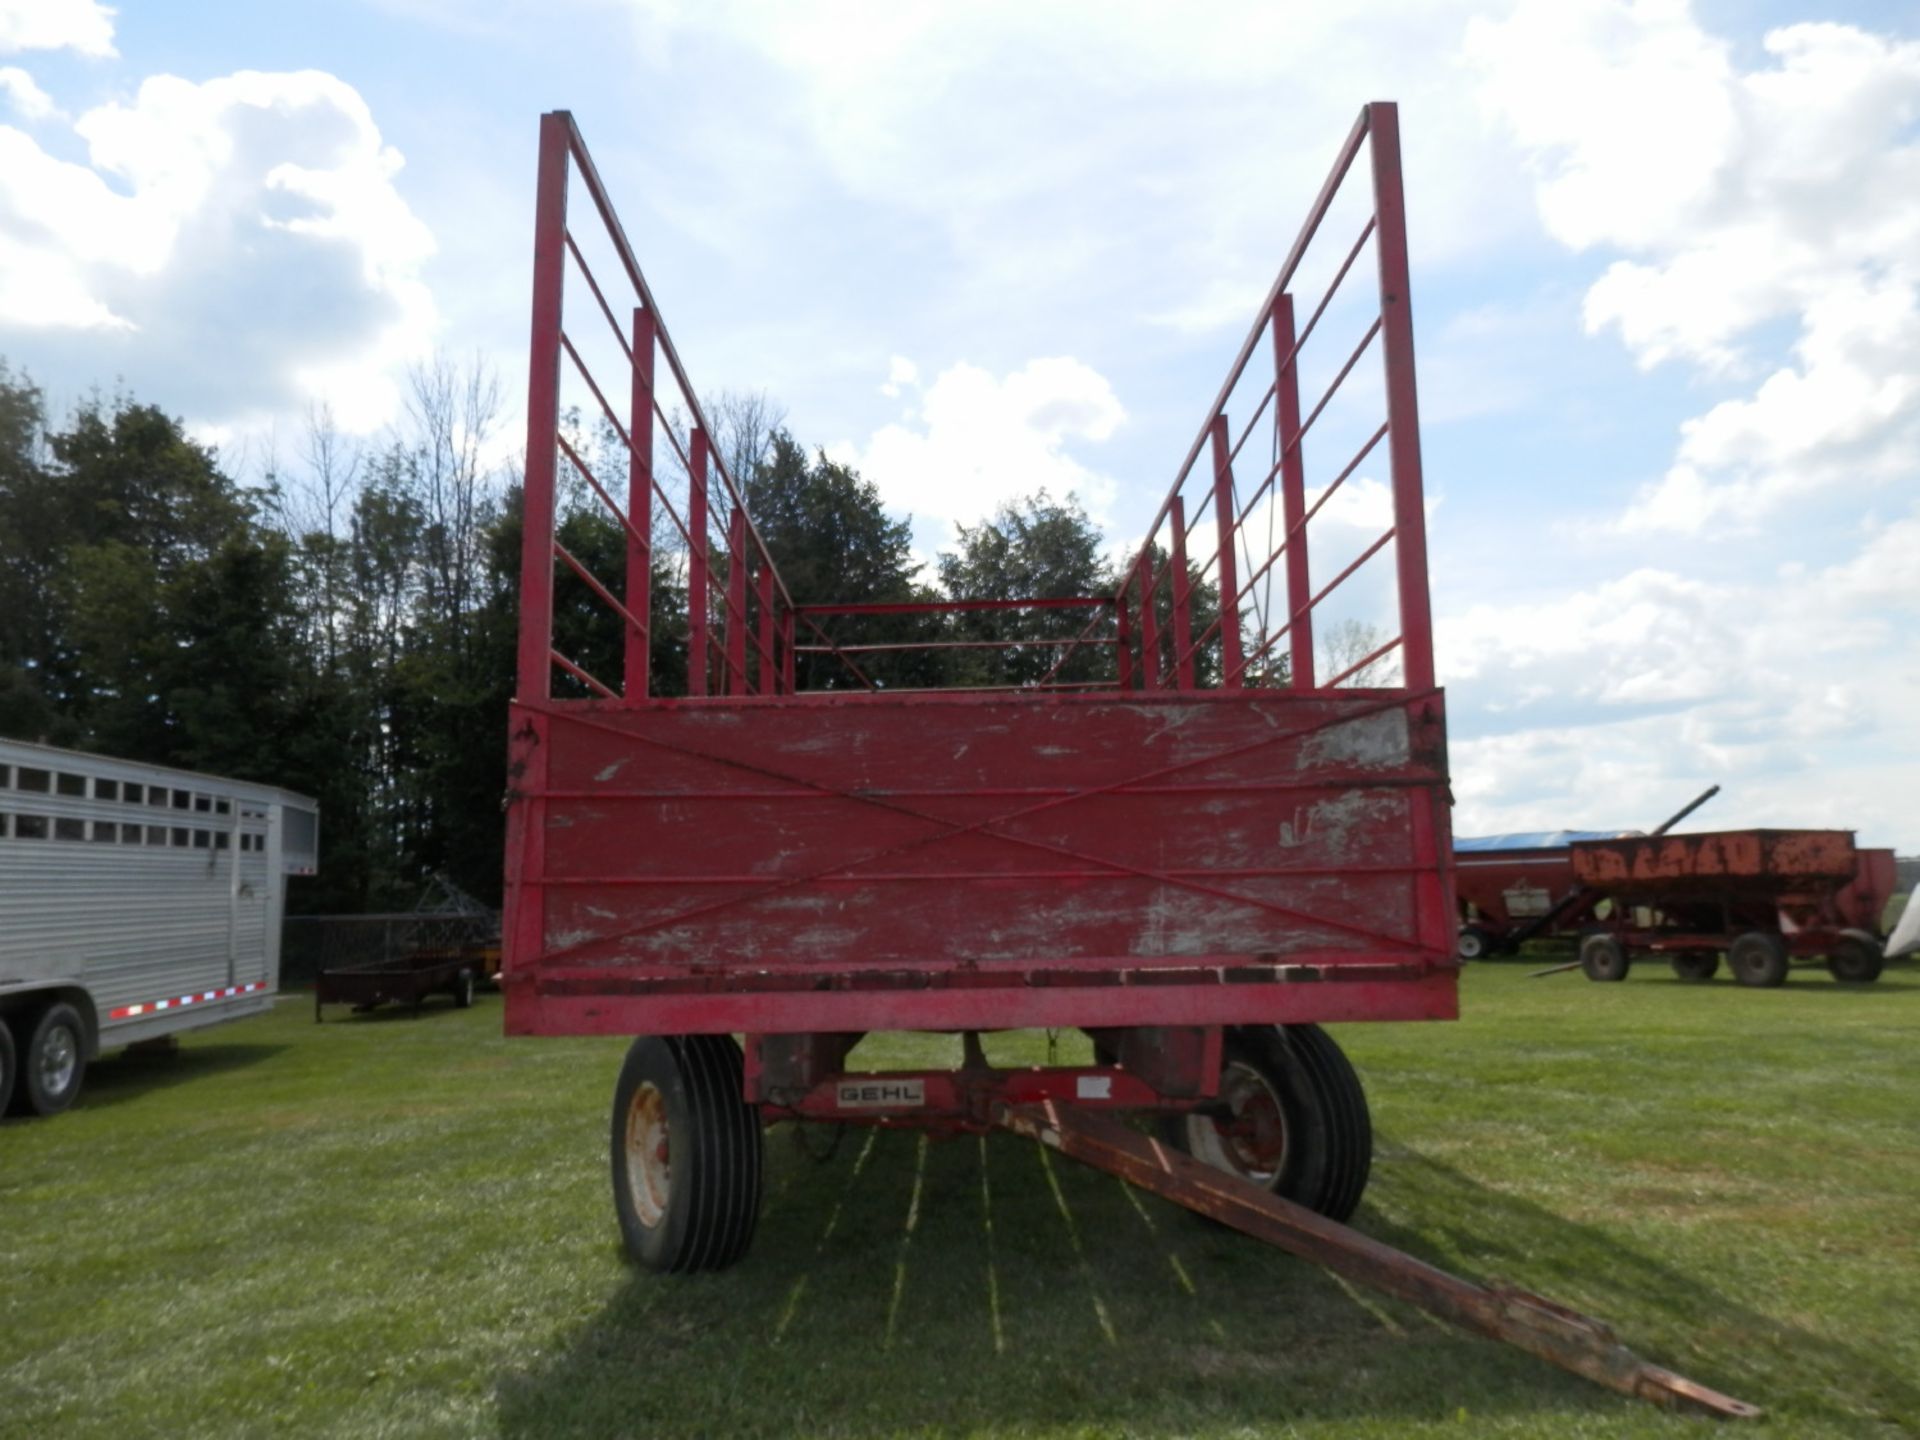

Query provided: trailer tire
[610,1034,762,1273]
[1579,933,1630,982]
[1163,1024,1371,1223]
[452,969,476,1009]
[1728,932,1789,988]
[1670,953,1719,982]
[1826,936,1884,984]
[13,1002,86,1118]
[1456,926,1493,961]
[0,1016,16,1117]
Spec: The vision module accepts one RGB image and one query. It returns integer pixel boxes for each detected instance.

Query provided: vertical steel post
[727,509,748,695]
[757,566,775,695]
[517,113,570,704]
[687,427,710,697]
[1138,556,1160,692]
[1272,293,1314,690]
[1367,102,1434,692]
[1115,592,1133,690]
[781,610,797,693]
[627,307,657,700]
[1208,415,1243,690]
[1168,495,1195,690]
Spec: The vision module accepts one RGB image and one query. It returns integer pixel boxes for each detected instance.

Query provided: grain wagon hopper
[498,105,1757,1419]
[1567,829,1893,986]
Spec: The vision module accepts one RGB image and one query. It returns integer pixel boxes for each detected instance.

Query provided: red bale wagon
[497,106,1757,1419]
[1568,829,1893,986]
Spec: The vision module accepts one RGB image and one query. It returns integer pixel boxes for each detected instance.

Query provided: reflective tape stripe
[109,981,266,1021]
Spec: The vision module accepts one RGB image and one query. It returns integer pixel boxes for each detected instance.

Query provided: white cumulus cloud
[847,355,1125,539]
[1469,3,1920,535]
[0,0,114,57]
[0,64,55,118]
[0,68,437,433]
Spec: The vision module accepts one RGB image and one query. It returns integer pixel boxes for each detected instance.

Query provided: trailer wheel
[452,969,476,1009]
[0,1016,15,1117]
[1164,1024,1371,1223]
[1826,936,1884,984]
[1579,933,1630,982]
[1728,932,1789,988]
[1456,926,1493,961]
[610,1034,763,1273]
[13,1002,86,1118]
[1670,953,1719,982]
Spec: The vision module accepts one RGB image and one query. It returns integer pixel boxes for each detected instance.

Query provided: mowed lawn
[2,962,1915,1440]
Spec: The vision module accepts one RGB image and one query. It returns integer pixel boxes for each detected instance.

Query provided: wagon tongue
[995,1101,1762,1423]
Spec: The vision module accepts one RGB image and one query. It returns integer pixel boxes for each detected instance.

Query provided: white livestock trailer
[0,738,318,1118]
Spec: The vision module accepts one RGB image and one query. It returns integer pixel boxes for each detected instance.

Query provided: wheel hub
[624,1082,671,1228]
[40,1025,77,1096]
[1187,1060,1288,1187]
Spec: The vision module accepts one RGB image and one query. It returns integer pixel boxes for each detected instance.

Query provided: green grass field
[3,962,1915,1439]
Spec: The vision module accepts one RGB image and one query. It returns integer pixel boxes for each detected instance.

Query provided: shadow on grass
[1365,1146,1918,1431]
[492,1123,1914,1438]
[311,996,475,1025]
[71,1042,289,1112]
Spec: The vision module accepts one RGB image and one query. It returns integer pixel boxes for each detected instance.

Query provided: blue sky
[1,0,1916,849]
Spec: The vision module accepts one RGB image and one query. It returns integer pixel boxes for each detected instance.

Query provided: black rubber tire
[1161,1024,1371,1223]
[1456,926,1493,962]
[1671,953,1719,982]
[1579,933,1630,982]
[0,1015,16,1118]
[1826,937,1884,984]
[610,1035,762,1273]
[452,969,476,1009]
[1728,931,1789,988]
[15,1002,86,1118]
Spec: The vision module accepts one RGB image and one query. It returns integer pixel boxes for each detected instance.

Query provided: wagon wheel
[11,1002,87,1118]
[1579,933,1630,982]
[452,969,477,1009]
[1670,953,1719,982]
[610,1035,763,1273]
[1826,935,1884,984]
[1728,931,1789,988]
[1161,1024,1371,1223]
[1456,925,1494,961]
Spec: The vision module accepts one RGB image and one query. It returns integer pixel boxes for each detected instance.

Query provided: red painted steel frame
[503,106,1456,1043]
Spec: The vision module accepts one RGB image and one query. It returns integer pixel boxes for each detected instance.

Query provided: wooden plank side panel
[511,692,1450,977]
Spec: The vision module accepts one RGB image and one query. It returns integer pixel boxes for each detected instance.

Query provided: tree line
[1,360,1221,913]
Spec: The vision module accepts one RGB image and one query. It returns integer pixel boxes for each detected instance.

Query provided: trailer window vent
[172,789,191,810]
[90,822,117,843]
[0,764,11,787]
[95,778,120,801]
[214,832,230,850]
[54,817,85,841]
[215,798,231,815]
[192,829,211,849]
[149,788,170,808]
[171,826,190,847]
[57,772,85,798]
[0,810,9,836]
[17,767,49,793]
[120,824,141,844]
[123,782,143,804]
[146,825,167,846]
[194,794,212,813]
[16,814,47,839]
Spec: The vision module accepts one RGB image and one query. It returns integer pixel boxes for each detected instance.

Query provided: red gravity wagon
[501,105,1456,1274]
